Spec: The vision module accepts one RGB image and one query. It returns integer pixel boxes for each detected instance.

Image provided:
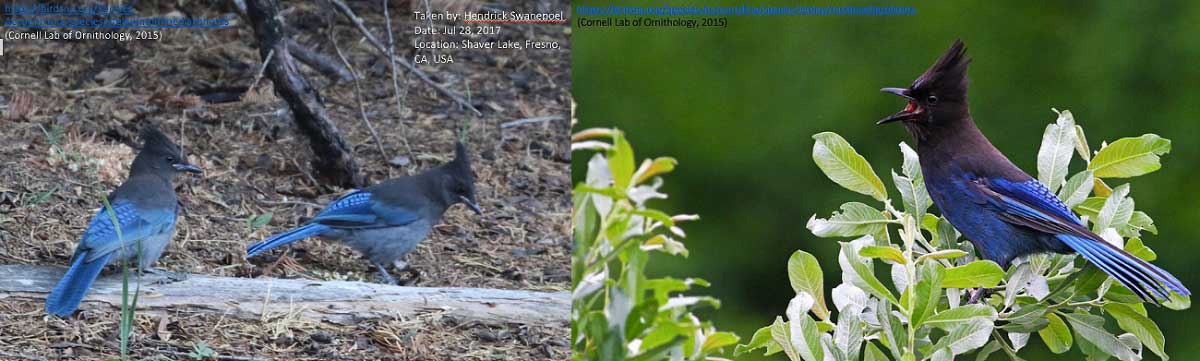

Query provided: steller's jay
[45,126,202,317]
[245,142,481,285]
[877,40,1189,304]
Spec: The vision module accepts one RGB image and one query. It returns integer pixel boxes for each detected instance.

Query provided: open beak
[877,87,922,125]
[459,195,483,215]
[173,162,203,174]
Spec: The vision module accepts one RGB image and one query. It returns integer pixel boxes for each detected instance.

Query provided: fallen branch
[285,39,356,83]
[0,265,569,326]
[501,116,563,129]
[328,0,482,115]
[246,0,364,188]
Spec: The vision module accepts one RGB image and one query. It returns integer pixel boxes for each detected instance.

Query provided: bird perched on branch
[245,142,481,285]
[45,126,202,317]
[877,40,1189,304]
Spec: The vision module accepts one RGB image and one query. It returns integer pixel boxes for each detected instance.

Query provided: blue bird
[877,40,1189,304]
[245,142,481,285]
[46,127,202,317]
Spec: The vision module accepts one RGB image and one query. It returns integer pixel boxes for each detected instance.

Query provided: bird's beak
[173,162,203,173]
[459,195,483,215]
[877,87,921,125]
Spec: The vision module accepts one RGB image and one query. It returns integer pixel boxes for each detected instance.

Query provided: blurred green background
[572,1,1200,360]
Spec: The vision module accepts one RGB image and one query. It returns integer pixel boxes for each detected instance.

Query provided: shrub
[572,128,739,360]
[736,110,1187,361]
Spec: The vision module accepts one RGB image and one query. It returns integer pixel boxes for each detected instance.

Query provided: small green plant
[248,213,273,231]
[572,128,739,360]
[737,110,1186,360]
[102,197,142,361]
[187,341,217,360]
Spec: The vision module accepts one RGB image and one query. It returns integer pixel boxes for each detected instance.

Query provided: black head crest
[140,126,182,157]
[912,39,971,100]
[452,141,471,169]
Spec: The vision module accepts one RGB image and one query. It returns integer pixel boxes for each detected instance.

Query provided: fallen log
[0,265,568,326]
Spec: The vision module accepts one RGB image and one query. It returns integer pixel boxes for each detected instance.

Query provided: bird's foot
[375,263,398,285]
[967,288,995,304]
[144,268,189,284]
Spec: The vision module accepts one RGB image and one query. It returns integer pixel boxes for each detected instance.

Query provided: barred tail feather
[245,224,329,258]
[1058,234,1190,304]
[45,251,113,317]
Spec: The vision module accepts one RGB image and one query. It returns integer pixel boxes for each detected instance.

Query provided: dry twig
[328,0,482,115]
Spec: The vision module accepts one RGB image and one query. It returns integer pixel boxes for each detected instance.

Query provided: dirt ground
[0,0,570,359]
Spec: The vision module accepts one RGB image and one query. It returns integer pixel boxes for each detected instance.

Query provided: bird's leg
[143,267,189,284]
[393,259,421,286]
[967,288,995,304]
[374,263,398,285]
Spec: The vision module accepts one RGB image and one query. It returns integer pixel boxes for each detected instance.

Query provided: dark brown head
[877,39,972,138]
[130,126,202,178]
[438,141,481,215]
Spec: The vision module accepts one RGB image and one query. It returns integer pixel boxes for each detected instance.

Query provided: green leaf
[942,261,1005,289]
[1058,171,1095,208]
[788,250,830,320]
[899,142,921,179]
[1124,211,1157,236]
[925,304,997,330]
[1038,109,1077,192]
[863,342,888,361]
[892,170,931,222]
[1095,184,1133,232]
[1074,123,1092,162]
[860,245,906,265]
[787,292,825,361]
[632,157,677,185]
[1089,134,1171,178]
[701,331,741,354]
[840,241,898,305]
[608,130,636,189]
[935,217,960,249]
[929,318,993,356]
[1064,312,1140,361]
[917,249,969,263]
[735,325,779,356]
[249,213,273,229]
[1038,313,1073,354]
[834,311,864,361]
[813,132,888,201]
[1123,238,1156,261]
[770,317,800,361]
[807,202,888,238]
[1105,303,1167,360]
[1074,196,1107,220]
[910,262,945,328]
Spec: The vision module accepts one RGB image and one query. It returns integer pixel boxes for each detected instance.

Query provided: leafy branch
[737,109,1186,361]
[572,128,739,360]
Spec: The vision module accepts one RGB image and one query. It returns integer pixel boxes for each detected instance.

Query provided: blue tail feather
[1058,234,1190,302]
[246,224,329,258]
[45,251,113,317]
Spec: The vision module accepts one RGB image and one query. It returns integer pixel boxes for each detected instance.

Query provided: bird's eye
[165,156,174,162]
[926,95,939,105]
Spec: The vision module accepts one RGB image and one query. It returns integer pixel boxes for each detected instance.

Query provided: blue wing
[78,200,175,261]
[244,190,421,258]
[971,177,1188,302]
[309,190,419,229]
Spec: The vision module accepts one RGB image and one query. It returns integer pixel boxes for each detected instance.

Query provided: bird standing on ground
[877,40,1189,304]
[245,142,481,285]
[45,127,202,317]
